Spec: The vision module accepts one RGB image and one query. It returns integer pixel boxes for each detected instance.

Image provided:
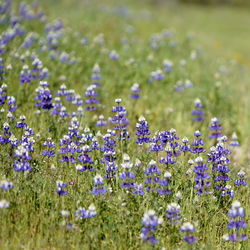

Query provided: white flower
[61,210,70,217]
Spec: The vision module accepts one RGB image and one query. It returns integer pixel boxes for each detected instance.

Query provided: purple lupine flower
[192,130,206,154]
[140,210,163,245]
[208,142,234,197]
[76,145,94,172]
[84,85,99,111]
[179,137,191,154]
[19,65,32,85]
[91,174,107,195]
[193,157,211,195]
[56,180,68,196]
[135,116,150,146]
[131,183,144,196]
[51,97,69,118]
[180,222,197,244]
[119,154,135,189]
[39,67,49,80]
[75,204,97,220]
[31,57,43,81]
[101,130,118,179]
[149,69,164,83]
[163,59,173,73]
[209,117,223,139]
[7,96,18,113]
[35,81,53,111]
[13,144,33,172]
[0,58,5,80]
[0,83,7,105]
[234,170,246,187]
[109,50,119,60]
[149,132,163,152]
[0,180,14,191]
[41,137,55,158]
[174,80,184,92]
[222,201,247,242]
[91,63,101,88]
[159,146,175,167]
[166,203,181,225]
[96,115,107,127]
[191,98,204,122]
[57,84,68,97]
[111,99,130,141]
[15,115,27,129]
[130,83,140,99]
[144,160,170,195]
[229,132,240,147]
[72,94,84,106]
[185,79,194,88]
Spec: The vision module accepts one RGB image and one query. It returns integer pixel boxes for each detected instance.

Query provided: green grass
[0,0,249,249]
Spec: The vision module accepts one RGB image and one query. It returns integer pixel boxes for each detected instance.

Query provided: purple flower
[135,116,150,146]
[75,204,97,219]
[222,201,248,242]
[191,98,204,122]
[84,85,99,111]
[180,222,197,244]
[234,170,246,187]
[91,174,107,195]
[229,132,240,147]
[130,83,140,99]
[140,210,162,245]
[209,117,223,139]
[56,181,68,196]
[166,203,181,225]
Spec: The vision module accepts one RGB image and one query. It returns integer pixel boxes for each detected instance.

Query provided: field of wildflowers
[0,0,249,249]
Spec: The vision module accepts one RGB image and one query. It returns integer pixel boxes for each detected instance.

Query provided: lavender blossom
[91,174,107,195]
[180,222,197,244]
[191,98,204,122]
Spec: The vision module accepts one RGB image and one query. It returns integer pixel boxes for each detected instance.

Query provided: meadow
[0,0,249,249]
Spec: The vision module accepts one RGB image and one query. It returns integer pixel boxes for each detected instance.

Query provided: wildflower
[96,115,107,127]
[131,183,144,196]
[130,83,140,99]
[35,81,53,111]
[119,154,135,189]
[192,130,206,154]
[222,201,247,242]
[229,132,240,147]
[180,222,197,244]
[75,204,97,220]
[91,63,101,88]
[111,99,130,141]
[0,199,9,209]
[135,116,150,146]
[61,210,70,217]
[109,50,119,60]
[0,180,14,190]
[140,210,162,244]
[209,117,223,139]
[166,203,181,225]
[193,157,211,195]
[191,98,204,122]
[41,137,55,158]
[91,174,107,195]
[19,64,32,85]
[56,181,68,196]
[234,170,246,187]
[84,85,99,111]
[163,59,173,73]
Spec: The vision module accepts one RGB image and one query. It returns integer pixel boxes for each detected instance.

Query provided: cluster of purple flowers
[135,116,150,146]
[91,63,101,88]
[140,210,163,245]
[191,98,204,122]
[119,154,135,189]
[112,99,130,141]
[209,117,223,139]
[91,174,107,195]
[130,83,140,99]
[35,81,53,111]
[84,85,99,111]
[222,201,247,242]
[193,157,211,195]
[0,180,14,190]
[75,204,97,220]
[180,222,197,244]
[56,180,68,196]
[42,137,56,158]
[166,203,181,225]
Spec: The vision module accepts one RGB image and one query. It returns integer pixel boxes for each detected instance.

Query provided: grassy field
[0,0,249,249]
